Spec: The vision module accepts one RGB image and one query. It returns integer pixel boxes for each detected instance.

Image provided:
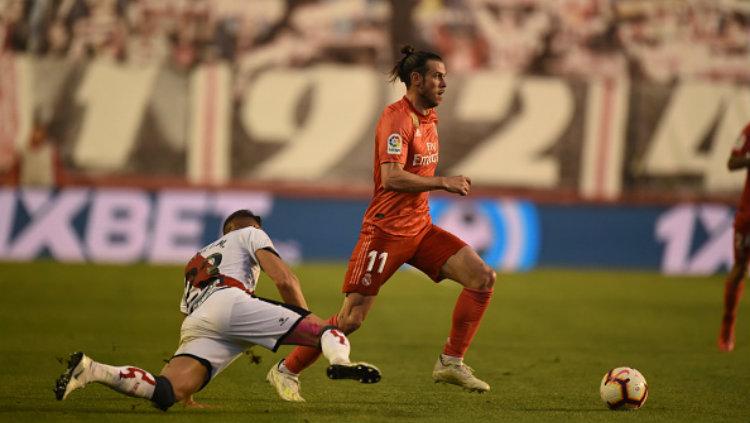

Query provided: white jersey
[180,226,276,315]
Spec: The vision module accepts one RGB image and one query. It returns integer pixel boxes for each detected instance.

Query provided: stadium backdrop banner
[0,188,733,275]
[2,55,750,199]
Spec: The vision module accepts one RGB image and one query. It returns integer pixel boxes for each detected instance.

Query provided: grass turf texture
[0,261,747,423]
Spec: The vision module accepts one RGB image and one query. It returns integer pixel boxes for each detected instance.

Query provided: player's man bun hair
[400,45,416,56]
[388,44,443,88]
[222,209,262,234]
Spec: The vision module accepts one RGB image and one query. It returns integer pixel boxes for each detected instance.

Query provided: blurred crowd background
[2,0,748,83]
[1,0,749,200]
[1,0,748,271]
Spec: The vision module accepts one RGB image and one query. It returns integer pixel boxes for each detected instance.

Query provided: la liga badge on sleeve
[387,133,402,155]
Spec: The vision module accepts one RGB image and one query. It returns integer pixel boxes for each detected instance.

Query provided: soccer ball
[599,367,649,410]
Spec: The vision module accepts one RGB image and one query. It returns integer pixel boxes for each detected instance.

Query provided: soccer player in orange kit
[266,45,496,402]
[718,122,750,352]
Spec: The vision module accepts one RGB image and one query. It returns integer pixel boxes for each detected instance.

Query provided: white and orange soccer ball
[599,367,649,410]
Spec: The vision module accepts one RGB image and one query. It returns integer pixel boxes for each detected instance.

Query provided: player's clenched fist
[443,175,471,196]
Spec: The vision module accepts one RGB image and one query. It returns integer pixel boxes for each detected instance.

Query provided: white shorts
[173,288,308,380]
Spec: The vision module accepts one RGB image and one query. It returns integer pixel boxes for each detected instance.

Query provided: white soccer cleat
[266,362,305,402]
[432,356,490,393]
[54,351,92,400]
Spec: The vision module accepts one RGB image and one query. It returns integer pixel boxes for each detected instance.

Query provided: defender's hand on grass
[183,396,212,409]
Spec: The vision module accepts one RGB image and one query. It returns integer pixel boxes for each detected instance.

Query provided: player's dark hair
[222,209,262,234]
[388,45,443,88]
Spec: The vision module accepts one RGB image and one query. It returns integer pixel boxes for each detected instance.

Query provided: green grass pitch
[0,261,748,423]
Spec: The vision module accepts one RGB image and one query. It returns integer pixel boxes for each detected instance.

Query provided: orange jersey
[731,122,750,214]
[362,96,440,237]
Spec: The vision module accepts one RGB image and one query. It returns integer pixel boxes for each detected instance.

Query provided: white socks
[320,328,351,365]
[85,360,157,399]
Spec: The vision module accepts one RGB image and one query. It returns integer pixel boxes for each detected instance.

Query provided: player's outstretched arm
[381,162,471,196]
[256,249,309,310]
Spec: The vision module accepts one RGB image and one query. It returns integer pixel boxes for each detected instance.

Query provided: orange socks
[443,287,493,358]
[286,287,493,372]
[284,314,339,374]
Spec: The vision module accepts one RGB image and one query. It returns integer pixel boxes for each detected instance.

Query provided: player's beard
[417,87,440,109]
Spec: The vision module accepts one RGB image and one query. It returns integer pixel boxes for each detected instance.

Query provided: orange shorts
[342,224,467,295]
[734,212,750,261]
